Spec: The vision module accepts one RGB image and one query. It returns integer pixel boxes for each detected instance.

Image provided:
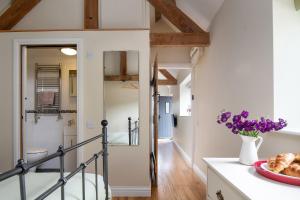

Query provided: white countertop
[203,158,300,200]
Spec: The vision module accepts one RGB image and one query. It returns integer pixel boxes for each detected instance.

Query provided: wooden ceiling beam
[158,79,177,85]
[150,32,210,47]
[155,9,162,22]
[155,0,176,22]
[159,69,177,82]
[148,0,206,33]
[84,0,99,29]
[0,0,41,30]
[120,51,127,80]
[158,69,177,85]
[105,75,139,81]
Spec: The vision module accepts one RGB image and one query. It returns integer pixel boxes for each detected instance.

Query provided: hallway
[113,140,206,200]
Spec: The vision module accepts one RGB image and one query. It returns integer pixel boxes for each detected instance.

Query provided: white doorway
[13,39,84,171]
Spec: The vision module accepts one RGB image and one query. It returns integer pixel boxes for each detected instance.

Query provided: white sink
[64,126,77,136]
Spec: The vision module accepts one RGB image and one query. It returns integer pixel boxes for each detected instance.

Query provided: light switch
[87,52,94,60]
[86,120,95,129]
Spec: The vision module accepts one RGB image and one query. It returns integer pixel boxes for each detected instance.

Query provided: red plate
[254,160,300,186]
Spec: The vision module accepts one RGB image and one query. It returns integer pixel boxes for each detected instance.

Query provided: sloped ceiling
[176,0,224,31]
[0,0,10,15]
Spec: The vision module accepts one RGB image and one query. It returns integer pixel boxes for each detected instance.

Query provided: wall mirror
[103,51,139,146]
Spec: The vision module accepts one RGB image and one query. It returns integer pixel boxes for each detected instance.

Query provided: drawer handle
[216,190,224,200]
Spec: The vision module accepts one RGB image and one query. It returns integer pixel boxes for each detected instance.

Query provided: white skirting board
[111,186,151,197]
[173,140,207,183]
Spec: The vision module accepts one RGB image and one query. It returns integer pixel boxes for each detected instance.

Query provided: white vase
[239,135,263,165]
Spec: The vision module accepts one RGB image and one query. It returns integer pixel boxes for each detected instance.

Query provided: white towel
[38,91,55,105]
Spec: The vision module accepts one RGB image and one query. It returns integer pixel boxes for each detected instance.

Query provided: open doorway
[151,58,193,184]
[13,39,83,173]
[21,46,78,172]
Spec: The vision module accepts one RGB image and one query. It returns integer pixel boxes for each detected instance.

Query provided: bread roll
[282,162,300,178]
[268,153,295,173]
[294,153,300,162]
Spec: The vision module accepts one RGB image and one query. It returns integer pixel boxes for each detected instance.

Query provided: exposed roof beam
[155,9,162,22]
[84,0,99,29]
[158,62,192,69]
[120,51,127,80]
[158,79,177,85]
[0,0,41,30]
[155,0,176,22]
[158,69,177,85]
[148,0,206,33]
[150,33,210,47]
[104,75,139,81]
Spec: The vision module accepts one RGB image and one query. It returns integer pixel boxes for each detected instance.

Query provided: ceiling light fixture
[61,48,77,56]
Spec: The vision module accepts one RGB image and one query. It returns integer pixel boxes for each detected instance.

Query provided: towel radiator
[34,64,62,122]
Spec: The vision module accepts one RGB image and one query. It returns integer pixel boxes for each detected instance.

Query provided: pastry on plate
[282,162,300,178]
[268,153,295,173]
[267,157,276,170]
[294,153,300,162]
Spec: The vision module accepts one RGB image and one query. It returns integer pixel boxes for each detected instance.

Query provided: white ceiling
[0,0,10,15]
[176,0,224,31]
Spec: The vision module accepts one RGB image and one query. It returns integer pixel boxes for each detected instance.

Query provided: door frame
[13,38,84,166]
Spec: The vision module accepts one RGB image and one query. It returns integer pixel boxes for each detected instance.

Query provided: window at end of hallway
[180,73,192,117]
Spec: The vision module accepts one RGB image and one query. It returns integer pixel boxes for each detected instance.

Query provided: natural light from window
[180,74,191,117]
[273,0,300,135]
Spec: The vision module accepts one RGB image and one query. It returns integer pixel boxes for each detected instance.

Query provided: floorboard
[113,140,206,200]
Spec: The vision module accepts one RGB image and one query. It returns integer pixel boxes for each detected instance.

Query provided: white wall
[13,0,84,30]
[25,49,77,168]
[12,0,150,30]
[273,0,300,133]
[158,86,172,96]
[0,0,10,15]
[0,31,150,191]
[172,70,193,158]
[100,0,150,29]
[193,0,274,172]
[189,0,300,175]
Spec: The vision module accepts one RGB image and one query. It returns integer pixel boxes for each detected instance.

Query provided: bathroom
[23,46,78,172]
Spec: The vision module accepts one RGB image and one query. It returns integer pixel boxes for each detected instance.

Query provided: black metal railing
[128,117,139,146]
[0,120,109,200]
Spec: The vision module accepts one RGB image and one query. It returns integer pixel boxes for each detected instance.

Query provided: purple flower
[226,122,233,129]
[217,110,287,136]
[232,127,239,134]
[233,115,241,123]
[241,110,249,118]
[250,120,258,126]
[218,111,231,123]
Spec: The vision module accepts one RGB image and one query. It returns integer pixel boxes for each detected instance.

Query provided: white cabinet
[207,168,244,200]
[64,135,77,172]
[204,158,300,200]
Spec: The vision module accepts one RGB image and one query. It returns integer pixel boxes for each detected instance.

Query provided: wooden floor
[113,140,206,200]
